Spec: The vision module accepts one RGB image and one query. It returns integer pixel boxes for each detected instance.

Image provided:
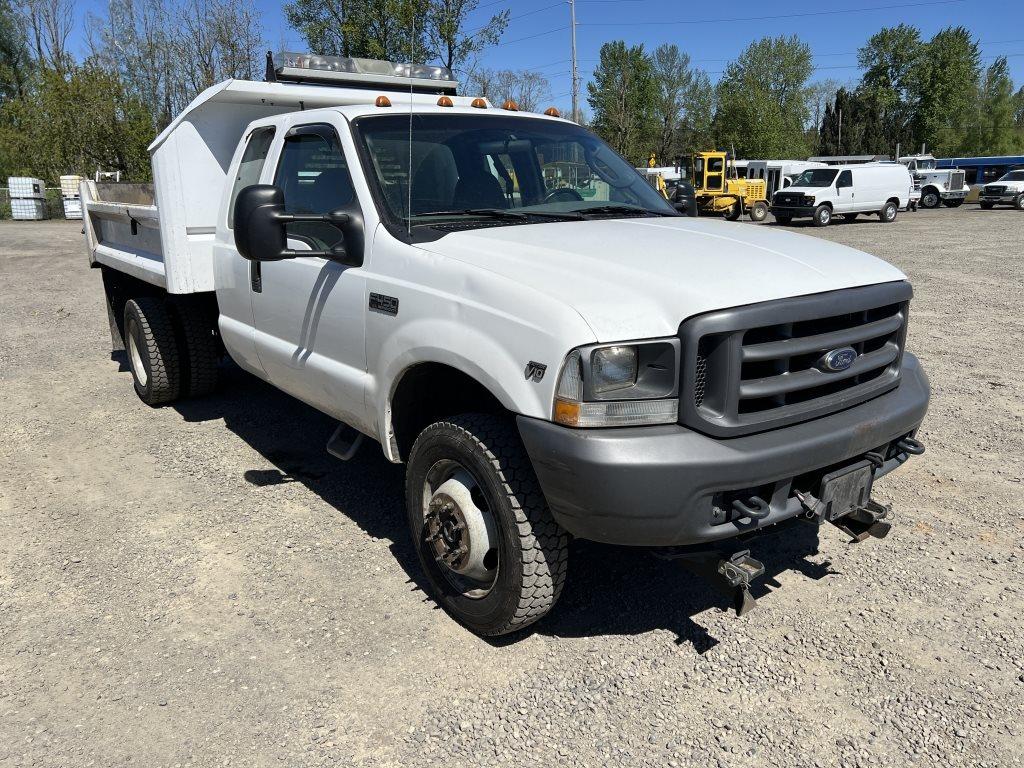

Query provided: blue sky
[70,0,1022,114]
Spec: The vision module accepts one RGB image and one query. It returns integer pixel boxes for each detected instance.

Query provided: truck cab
[82,54,929,636]
[898,154,969,209]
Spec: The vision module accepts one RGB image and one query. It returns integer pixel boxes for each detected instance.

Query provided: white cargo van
[771,163,913,227]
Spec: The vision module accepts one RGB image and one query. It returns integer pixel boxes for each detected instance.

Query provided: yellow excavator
[689,150,769,222]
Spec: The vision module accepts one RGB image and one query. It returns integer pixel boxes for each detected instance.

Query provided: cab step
[326,422,364,461]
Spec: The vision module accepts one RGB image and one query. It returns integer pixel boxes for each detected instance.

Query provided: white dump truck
[898,154,969,208]
[82,53,929,636]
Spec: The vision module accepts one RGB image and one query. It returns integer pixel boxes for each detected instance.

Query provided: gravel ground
[1,207,1022,768]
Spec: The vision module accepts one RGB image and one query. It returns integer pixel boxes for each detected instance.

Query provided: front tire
[880,201,898,223]
[748,201,768,222]
[812,204,832,227]
[405,414,568,636]
[1015,194,1024,211]
[920,187,941,209]
[124,297,181,406]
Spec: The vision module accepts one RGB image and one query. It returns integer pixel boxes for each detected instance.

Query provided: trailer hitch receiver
[657,547,766,617]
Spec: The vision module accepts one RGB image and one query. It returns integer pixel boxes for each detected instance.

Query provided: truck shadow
[171,362,840,651]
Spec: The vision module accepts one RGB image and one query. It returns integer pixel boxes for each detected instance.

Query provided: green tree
[650,43,694,165]
[284,0,430,62]
[714,35,813,158]
[0,0,31,102]
[0,63,153,181]
[426,0,508,72]
[676,70,715,156]
[586,41,656,164]
[913,26,980,155]
[970,57,1022,154]
[818,87,886,155]
[857,24,923,154]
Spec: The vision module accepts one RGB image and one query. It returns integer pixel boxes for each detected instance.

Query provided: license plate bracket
[818,460,874,522]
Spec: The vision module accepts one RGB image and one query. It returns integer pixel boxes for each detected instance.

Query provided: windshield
[999,170,1024,182]
[791,168,838,188]
[352,114,674,237]
[916,159,936,170]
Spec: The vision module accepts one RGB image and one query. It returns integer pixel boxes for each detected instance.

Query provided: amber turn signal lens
[375,95,392,107]
[543,107,560,117]
[553,399,580,427]
[470,98,487,109]
[437,95,454,107]
[502,99,519,111]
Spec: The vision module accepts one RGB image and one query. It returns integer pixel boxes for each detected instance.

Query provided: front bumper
[770,205,815,218]
[981,193,1018,203]
[941,190,968,200]
[518,353,929,547]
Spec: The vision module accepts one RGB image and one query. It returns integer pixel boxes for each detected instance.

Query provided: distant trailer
[807,155,890,166]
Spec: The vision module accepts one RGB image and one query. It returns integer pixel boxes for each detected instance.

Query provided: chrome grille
[950,170,965,190]
[678,282,912,437]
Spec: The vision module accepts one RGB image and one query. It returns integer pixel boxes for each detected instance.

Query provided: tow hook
[655,547,766,617]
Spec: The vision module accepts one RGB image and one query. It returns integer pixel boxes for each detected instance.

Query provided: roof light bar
[268,52,458,95]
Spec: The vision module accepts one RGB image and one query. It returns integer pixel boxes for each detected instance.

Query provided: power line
[577,0,969,27]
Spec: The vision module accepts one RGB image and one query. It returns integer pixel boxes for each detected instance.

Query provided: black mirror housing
[233,185,289,262]
[233,185,365,266]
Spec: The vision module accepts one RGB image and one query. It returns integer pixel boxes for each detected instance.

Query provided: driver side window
[837,170,853,189]
[274,126,355,251]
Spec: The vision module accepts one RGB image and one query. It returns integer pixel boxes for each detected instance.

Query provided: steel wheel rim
[820,208,830,224]
[127,319,148,387]
[422,459,499,599]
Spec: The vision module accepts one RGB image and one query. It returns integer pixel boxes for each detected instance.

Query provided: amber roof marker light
[502,99,519,111]
[437,95,454,107]
[375,95,392,107]
[470,98,487,109]
[543,107,561,118]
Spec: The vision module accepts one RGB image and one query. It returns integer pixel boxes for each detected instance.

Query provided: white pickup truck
[82,54,930,636]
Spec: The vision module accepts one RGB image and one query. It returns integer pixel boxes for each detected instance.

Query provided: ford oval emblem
[820,346,857,372]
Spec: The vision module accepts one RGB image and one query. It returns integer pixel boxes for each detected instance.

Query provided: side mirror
[233,184,363,265]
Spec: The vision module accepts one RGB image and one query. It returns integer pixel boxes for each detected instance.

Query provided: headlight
[802,195,815,206]
[553,340,679,428]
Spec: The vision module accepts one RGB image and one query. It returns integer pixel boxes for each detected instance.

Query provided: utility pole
[837,108,842,152]
[569,0,579,123]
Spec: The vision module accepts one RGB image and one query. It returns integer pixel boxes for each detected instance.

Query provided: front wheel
[920,188,941,209]
[880,201,898,223]
[405,414,568,636]
[748,201,768,222]
[812,204,832,227]
[1015,194,1024,211]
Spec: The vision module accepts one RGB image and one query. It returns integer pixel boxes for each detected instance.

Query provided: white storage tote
[60,175,84,198]
[11,198,47,220]
[8,176,46,199]
[63,197,83,219]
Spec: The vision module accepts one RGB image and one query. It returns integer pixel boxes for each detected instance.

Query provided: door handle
[250,261,262,293]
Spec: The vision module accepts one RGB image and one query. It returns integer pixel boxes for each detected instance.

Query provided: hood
[418,217,906,342]
[781,185,830,196]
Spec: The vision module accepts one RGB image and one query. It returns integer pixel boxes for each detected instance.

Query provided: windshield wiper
[570,204,674,219]
[415,208,584,222]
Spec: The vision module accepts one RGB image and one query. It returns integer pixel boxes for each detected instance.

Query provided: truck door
[835,169,854,212]
[250,122,369,429]
[214,125,278,377]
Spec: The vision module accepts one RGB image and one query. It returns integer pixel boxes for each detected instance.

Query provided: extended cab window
[274,126,355,251]
[227,127,275,228]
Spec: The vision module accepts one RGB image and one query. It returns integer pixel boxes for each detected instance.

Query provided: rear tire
[172,297,221,397]
[880,201,898,223]
[723,201,741,221]
[748,201,768,222]
[405,414,568,636]
[811,204,832,227]
[124,297,181,406]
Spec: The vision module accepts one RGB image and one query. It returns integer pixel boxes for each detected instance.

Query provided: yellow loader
[689,151,769,222]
